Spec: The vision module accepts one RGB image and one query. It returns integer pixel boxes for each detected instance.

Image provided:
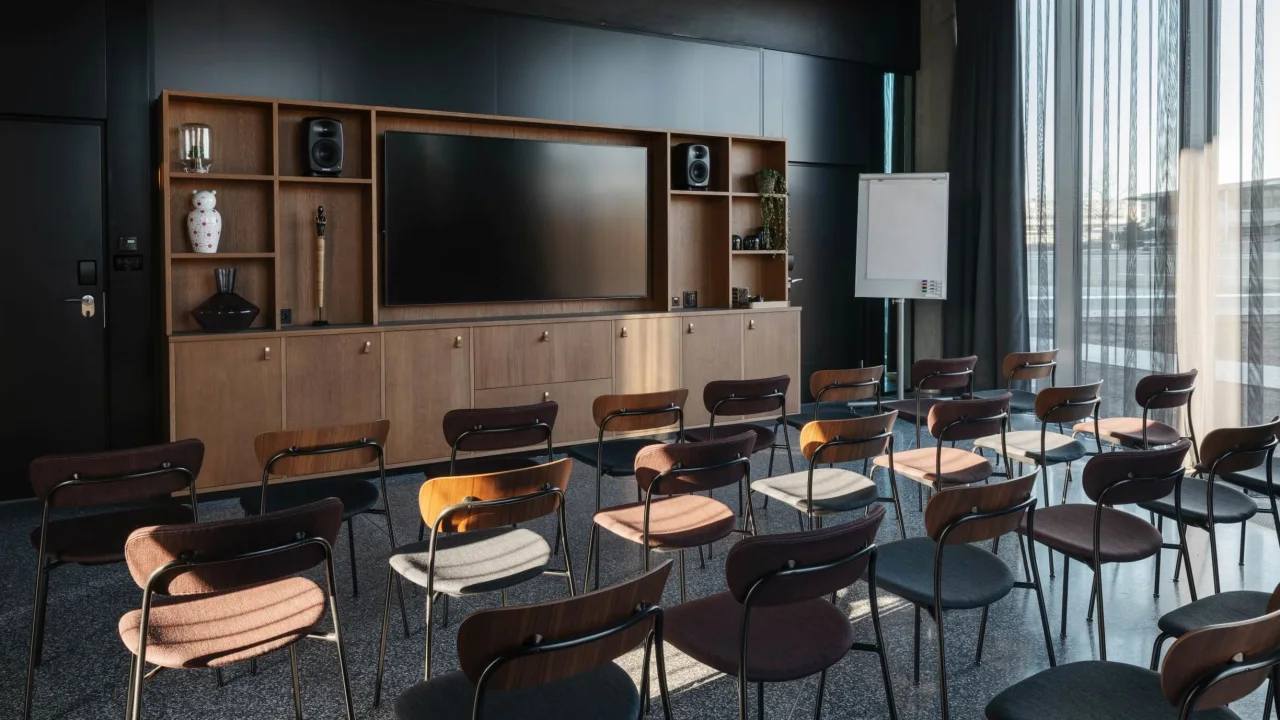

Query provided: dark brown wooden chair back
[726,505,884,607]
[456,562,672,691]
[124,498,342,596]
[418,458,572,533]
[1199,418,1280,476]
[809,367,883,403]
[255,420,390,477]
[924,472,1037,545]
[634,432,754,496]
[702,376,790,417]
[1079,441,1190,506]
[799,412,897,464]
[591,390,688,433]
[1161,607,1280,711]
[28,439,205,508]
[911,356,978,392]
[1033,381,1102,424]
[1003,350,1058,382]
[1134,370,1197,410]
[927,395,1010,442]
[442,402,558,452]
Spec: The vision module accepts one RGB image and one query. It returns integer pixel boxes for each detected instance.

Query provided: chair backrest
[703,376,790,417]
[633,432,754,496]
[591,389,688,433]
[1080,441,1190,505]
[442,402,558,453]
[809,367,883,404]
[911,356,978,393]
[1161,607,1280,711]
[255,419,390,477]
[418,458,572,533]
[29,439,205,508]
[1199,417,1280,476]
[456,561,672,691]
[726,505,885,607]
[799,412,897,464]
[1134,370,1197,410]
[924,472,1037,545]
[1003,350,1058,383]
[1033,381,1102,424]
[927,395,1010,442]
[124,498,342,596]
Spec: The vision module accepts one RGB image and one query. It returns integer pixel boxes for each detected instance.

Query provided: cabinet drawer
[473,321,611,389]
[473,378,612,445]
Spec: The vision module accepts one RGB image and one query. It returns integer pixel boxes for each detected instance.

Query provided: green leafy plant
[757,171,788,250]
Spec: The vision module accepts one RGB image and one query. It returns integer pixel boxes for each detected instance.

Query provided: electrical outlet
[671,296,680,307]
[280,309,292,325]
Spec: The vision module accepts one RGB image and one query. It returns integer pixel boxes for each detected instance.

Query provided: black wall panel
[0,1,107,119]
[782,52,882,167]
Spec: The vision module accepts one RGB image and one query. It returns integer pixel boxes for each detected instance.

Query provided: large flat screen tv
[382,131,650,306]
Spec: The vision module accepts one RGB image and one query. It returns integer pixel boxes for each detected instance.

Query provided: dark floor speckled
[2,422,1276,719]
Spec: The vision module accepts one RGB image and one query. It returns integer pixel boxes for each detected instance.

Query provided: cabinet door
[680,314,743,427]
[551,321,612,383]
[473,324,555,389]
[384,329,472,464]
[172,338,282,490]
[744,312,801,415]
[473,379,612,446]
[284,333,382,430]
[613,318,681,396]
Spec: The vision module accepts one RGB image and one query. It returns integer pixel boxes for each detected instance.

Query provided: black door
[0,119,107,499]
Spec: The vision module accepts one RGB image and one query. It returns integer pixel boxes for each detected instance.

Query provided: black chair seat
[1221,459,1280,496]
[974,388,1037,415]
[565,438,664,477]
[785,402,879,430]
[684,423,776,452]
[393,661,640,720]
[882,398,942,424]
[1157,590,1272,638]
[1139,477,1258,526]
[421,454,542,480]
[239,477,379,519]
[985,660,1238,720]
[873,537,1015,610]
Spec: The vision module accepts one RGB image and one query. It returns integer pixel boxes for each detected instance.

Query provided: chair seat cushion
[1139,477,1258,526]
[594,495,736,550]
[985,660,1239,720]
[751,468,879,515]
[882,398,942,424]
[31,503,194,565]
[684,423,776,452]
[1018,504,1163,564]
[973,388,1037,415]
[118,576,326,669]
[394,660,640,720]
[421,454,542,480]
[874,537,1015,610]
[239,476,378,518]
[1221,460,1280,496]
[390,527,552,596]
[1157,590,1272,637]
[786,402,878,430]
[873,447,992,487]
[565,439,664,477]
[1072,417,1182,449]
[664,592,855,682]
[974,430,1087,466]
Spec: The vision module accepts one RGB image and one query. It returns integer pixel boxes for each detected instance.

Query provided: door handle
[63,295,95,318]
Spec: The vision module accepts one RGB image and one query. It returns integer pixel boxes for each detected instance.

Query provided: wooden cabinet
[284,333,382,429]
[383,328,471,464]
[613,318,681,395]
[172,337,282,489]
[474,321,610,389]
[474,379,612,445]
[550,321,611,383]
[680,315,743,427]
[744,312,801,414]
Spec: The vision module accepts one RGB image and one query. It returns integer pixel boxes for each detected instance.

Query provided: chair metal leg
[215,668,224,687]
[424,592,435,680]
[373,567,395,707]
[757,682,765,720]
[345,519,359,597]
[1085,577,1097,622]
[1093,568,1108,661]
[1027,538,1056,667]
[934,602,951,720]
[1241,521,1248,566]
[768,445,777,479]
[327,582,356,720]
[868,577,899,720]
[1060,558,1070,638]
[975,606,989,665]
[1150,632,1170,671]
[698,543,705,569]
[783,426,796,473]
[1178,523,1199,601]
[813,669,827,719]
[678,550,687,605]
[913,605,921,685]
[289,644,303,720]
[1018,534,1032,582]
[1154,518,1164,598]
[583,524,599,594]
[125,653,137,720]
[1208,522,1222,594]
[441,593,450,628]
[23,558,51,720]
[1265,674,1275,720]
[501,588,509,607]
[128,652,145,720]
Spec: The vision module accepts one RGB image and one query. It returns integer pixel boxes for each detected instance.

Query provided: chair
[393,562,675,720]
[785,366,885,431]
[22,439,204,720]
[1220,448,1280,560]
[118,498,354,720]
[974,350,1059,416]
[1140,420,1280,596]
[373,459,575,705]
[684,375,795,484]
[882,356,977,449]
[753,412,907,539]
[585,433,755,601]
[664,505,897,720]
[1019,441,1191,660]
[987,603,1280,720]
[239,420,396,599]
[874,395,1011,511]
[416,401,558,542]
[567,388,687,511]
[873,472,1055,720]
[1152,582,1280,667]
[1072,369,1200,462]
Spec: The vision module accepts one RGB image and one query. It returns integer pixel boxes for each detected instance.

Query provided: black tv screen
[382,131,650,305]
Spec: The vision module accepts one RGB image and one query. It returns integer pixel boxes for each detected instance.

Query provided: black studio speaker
[304,117,344,176]
[673,143,710,190]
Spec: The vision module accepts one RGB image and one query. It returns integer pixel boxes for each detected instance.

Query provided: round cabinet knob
[543,391,551,401]
[263,346,272,360]
[688,323,695,334]
[541,330,550,341]
[749,320,756,330]
[454,335,463,348]
[363,340,373,353]
[620,326,629,338]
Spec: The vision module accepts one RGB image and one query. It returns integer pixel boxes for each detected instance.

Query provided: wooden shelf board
[169,172,274,182]
[670,190,729,196]
[279,176,374,185]
[173,252,275,260]
[732,250,787,256]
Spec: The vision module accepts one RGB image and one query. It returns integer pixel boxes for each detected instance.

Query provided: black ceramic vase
[191,268,259,332]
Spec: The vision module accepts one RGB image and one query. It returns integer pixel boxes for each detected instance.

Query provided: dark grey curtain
[943,0,1030,390]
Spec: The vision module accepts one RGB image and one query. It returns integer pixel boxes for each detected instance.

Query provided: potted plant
[757,171,788,250]
[755,168,784,195]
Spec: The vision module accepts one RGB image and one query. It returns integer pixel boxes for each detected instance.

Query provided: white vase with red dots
[186,189,222,253]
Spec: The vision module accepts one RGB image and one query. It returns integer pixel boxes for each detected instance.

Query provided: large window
[1021,0,1056,355]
